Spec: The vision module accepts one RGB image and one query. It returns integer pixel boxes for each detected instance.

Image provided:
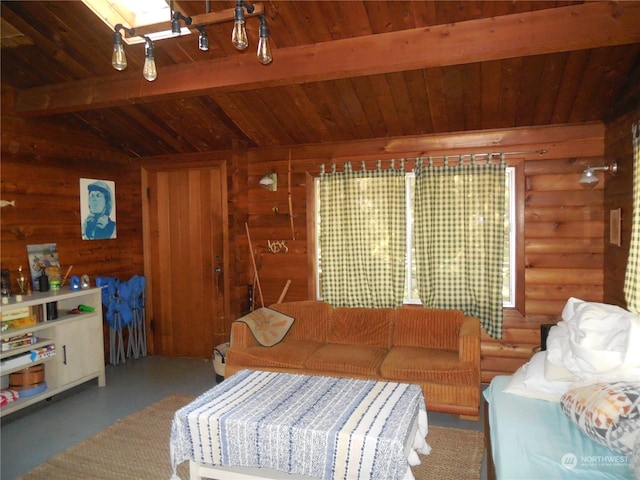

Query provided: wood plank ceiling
[1,1,640,159]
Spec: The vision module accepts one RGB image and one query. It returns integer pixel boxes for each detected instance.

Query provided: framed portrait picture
[80,178,117,240]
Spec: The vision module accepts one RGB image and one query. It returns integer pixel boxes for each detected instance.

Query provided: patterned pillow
[631,434,640,480]
[561,381,640,456]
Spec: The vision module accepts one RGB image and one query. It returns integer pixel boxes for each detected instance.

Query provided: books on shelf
[1,306,37,333]
[1,333,37,351]
[0,344,56,370]
[1,307,30,322]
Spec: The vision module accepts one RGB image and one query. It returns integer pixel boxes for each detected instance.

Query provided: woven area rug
[19,394,483,480]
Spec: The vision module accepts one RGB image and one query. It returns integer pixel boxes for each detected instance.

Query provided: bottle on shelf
[38,269,49,292]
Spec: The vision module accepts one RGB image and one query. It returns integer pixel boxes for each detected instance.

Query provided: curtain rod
[317,149,547,166]
[421,149,546,160]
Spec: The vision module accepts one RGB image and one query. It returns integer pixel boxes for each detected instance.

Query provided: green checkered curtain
[625,121,640,314]
[414,155,506,339]
[319,161,406,308]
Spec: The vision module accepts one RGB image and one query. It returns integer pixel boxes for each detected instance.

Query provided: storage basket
[213,342,230,382]
[10,363,45,390]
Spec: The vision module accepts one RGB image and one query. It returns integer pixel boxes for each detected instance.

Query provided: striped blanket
[170,370,430,480]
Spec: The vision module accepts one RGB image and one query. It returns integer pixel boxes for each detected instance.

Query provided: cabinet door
[52,315,104,387]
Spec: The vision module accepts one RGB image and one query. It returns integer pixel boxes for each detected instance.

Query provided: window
[82,0,191,44]
[315,166,516,306]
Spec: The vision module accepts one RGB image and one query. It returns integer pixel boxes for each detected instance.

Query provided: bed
[483,297,640,480]
[484,375,633,479]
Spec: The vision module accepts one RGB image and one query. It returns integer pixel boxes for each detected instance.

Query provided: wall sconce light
[260,173,277,191]
[578,161,618,189]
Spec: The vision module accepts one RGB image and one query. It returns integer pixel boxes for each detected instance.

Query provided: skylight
[82,0,191,45]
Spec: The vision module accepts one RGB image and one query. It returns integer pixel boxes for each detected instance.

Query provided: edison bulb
[257,36,272,64]
[111,32,127,70]
[143,56,157,81]
[232,20,248,50]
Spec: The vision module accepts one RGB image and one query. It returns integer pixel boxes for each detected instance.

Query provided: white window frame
[314,166,516,306]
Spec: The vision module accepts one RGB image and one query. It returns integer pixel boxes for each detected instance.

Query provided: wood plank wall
[2,93,635,380]
[603,107,637,307]
[244,123,614,381]
[1,100,144,354]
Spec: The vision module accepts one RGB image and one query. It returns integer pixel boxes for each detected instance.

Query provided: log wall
[2,94,635,380]
[0,116,144,285]
[244,123,613,381]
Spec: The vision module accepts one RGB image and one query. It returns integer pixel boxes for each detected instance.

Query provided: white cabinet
[0,287,105,416]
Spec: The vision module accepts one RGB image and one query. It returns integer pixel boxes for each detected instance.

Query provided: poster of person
[80,178,117,240]
[27,243,61,291]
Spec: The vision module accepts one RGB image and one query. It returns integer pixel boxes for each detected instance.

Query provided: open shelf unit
[0,287,105,416]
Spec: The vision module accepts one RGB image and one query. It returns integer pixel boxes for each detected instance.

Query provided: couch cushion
[304,344,388,377]
[392,307,463,351]
[328,307,394,348]
[380,346,477,385]
[226,340,324,370]
[269,301,333,343]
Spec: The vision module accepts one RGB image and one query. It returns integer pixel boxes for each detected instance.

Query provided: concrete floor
[0,355,486,480]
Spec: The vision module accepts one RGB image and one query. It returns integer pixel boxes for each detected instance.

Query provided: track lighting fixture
[108,1,272,80]
[142,37,157,82]
[111,24,135,71]
[578,161,618,189]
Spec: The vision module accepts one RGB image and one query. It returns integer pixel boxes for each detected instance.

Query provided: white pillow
[503,351,573,402]
[544,355,575,382]
[545,321,576,381]
[549,298,640,380]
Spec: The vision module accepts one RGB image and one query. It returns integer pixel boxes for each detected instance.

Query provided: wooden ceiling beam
[14,1,640,116]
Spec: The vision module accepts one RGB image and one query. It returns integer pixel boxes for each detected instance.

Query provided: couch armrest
[230,321,260,348]
[458,315,481,367]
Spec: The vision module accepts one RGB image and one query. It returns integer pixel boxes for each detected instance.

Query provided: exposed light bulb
[232,4,248,50]
[198,28,209,51]
[143,38,157,82]
[143,56,157,82]
[111,30,127,71]
[232,20,248,50]
[257,15,272,64]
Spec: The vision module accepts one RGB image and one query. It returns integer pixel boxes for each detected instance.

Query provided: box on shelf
[1,333,37,351]
[1,306,39,333]
[0,344,56,370]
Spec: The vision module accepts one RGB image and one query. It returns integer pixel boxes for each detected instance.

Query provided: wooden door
[143,164,229,358]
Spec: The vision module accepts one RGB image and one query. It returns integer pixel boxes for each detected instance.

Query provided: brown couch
[225,300,481,419]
